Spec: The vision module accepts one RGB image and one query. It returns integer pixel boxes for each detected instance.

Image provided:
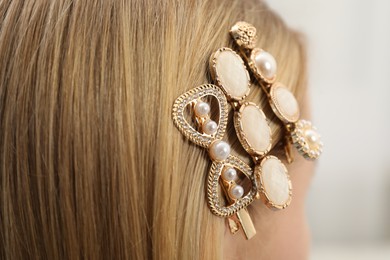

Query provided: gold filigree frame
[229,21,258,49]
[172,84,229,148]
[207,155,259,217]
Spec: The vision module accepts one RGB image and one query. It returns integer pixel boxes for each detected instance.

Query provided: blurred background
[268,0,390,259]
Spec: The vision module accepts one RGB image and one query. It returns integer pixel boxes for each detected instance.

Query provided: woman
[0,0,315,259]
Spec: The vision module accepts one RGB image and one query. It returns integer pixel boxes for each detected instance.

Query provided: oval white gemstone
[202,119,218,135]
[214,49,249,99]
[222,167,237,181]
[240,104,271,154]
[229,184,244,199]
[273,85,300,122]
[194,101,210,117]
[209,140,230,161]
[261,157,291,206]
[254,50,277,79]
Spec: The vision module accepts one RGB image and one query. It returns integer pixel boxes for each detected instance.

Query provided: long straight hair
[0,0,307,259]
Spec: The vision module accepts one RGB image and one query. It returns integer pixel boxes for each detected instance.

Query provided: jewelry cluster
[172,22,323,239]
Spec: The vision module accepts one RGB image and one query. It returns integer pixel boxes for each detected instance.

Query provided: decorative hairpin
[172,21,323,240]
[230,21,323,160]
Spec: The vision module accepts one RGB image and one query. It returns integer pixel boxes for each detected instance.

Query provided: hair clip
[209,46,292,212]
[171,21,323,240]
[229,21,323,161]
[172,84,259,239]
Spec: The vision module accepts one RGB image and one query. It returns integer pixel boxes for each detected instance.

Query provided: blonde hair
[0,0,306,259]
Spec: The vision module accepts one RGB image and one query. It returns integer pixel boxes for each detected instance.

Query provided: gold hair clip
[209,46,293,214]
[230,21,323,161]
[172,21,323,240]
[172,84,259,239]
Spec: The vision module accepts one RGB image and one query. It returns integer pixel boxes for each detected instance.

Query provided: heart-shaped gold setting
[207,155,259,217]
[172,84,229,148]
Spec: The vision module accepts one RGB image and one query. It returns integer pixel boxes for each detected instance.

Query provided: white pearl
[255,51,277,79]
[305,129,319,145]
[202,119,218,135]
[209,140,230,161]
[222,167,237,181]
[229,185,244,199]
[194,101,210,117]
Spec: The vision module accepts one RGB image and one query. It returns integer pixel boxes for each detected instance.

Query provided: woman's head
[0,0,308,259]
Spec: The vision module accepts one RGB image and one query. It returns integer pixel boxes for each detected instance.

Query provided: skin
[224,98,316,260]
